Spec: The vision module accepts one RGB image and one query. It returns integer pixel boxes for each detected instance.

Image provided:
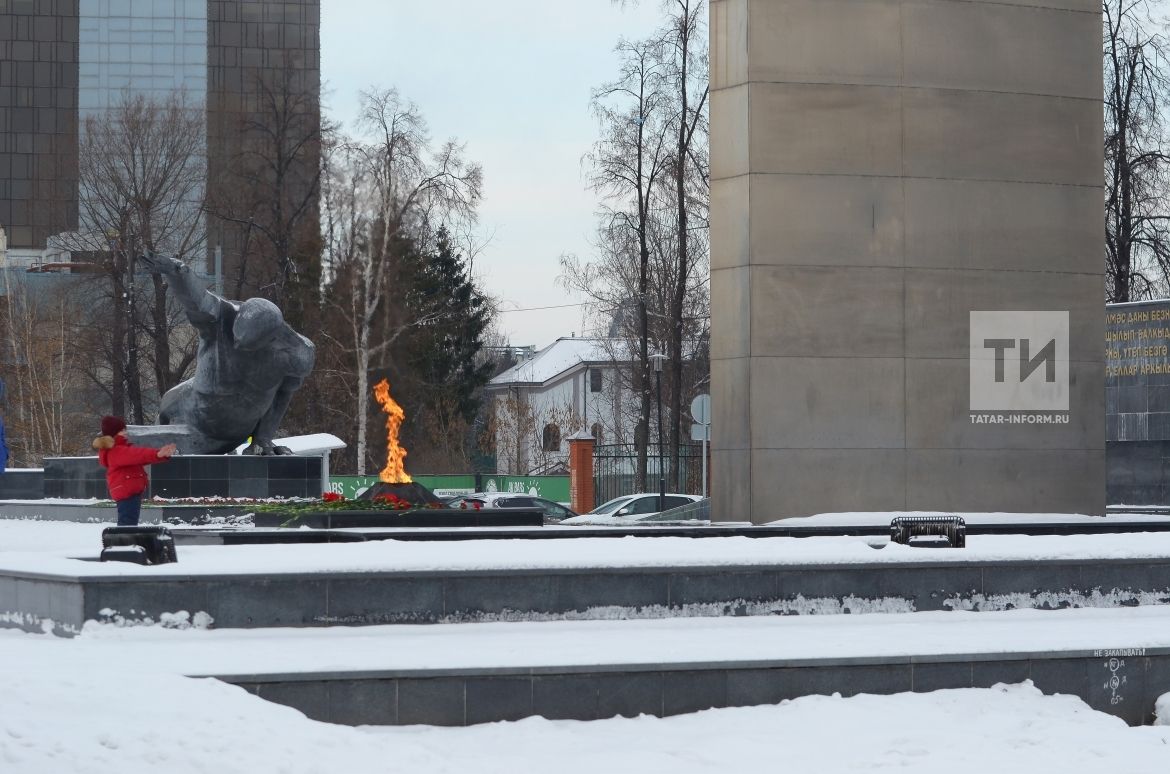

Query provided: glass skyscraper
[0,0,319,275]
[78,0,209,115]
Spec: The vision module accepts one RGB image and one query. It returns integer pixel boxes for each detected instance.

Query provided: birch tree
[322,89,482,474]
[0,275,86,462]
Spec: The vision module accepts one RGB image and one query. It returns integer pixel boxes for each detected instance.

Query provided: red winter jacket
[93,434,167,501]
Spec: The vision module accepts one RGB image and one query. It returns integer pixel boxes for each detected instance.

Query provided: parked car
[561,493,704,525]
[447,492,578,522]
[640,497,710,523]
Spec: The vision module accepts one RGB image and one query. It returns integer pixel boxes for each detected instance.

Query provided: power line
[496,301,589,313]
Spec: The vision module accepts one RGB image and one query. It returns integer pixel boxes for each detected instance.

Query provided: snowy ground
[0,519,105,553]
[5,516,1170,772]
[2,605,1169,677]
[8,517,1170,578]
[777,510,1170,527]
[2,643,1169,774]
[566,508,1170,527]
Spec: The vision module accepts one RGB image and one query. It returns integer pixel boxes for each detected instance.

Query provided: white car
[560,493,704,525]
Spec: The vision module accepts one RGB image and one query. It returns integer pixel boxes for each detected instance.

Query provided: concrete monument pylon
[709,0,1105,521]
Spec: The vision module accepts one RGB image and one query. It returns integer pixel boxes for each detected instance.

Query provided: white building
[485,338,636,475]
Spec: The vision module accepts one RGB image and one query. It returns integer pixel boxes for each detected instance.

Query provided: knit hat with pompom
[100,416,127,437]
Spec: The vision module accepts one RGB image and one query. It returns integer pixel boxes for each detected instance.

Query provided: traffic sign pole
[690,394,711,500]
[702,429,708,498]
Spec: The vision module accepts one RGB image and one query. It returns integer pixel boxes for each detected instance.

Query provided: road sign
[689,394,711,498]
[690,393,711,425]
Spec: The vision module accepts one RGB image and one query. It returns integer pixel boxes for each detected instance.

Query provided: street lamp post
[650,353,667,513]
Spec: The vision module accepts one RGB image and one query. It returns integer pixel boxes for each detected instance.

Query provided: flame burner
[357,481,441,505]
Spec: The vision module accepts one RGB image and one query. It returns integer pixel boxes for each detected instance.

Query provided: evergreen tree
[402,226,493,429]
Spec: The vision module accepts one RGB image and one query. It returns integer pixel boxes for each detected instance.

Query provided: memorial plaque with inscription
[1106,300,1170,505]
[1106,301,1170,441]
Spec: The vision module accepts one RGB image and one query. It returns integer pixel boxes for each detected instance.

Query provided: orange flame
[373,378,412,484]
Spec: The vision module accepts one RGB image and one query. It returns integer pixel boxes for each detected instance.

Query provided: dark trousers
[116,494,142,526]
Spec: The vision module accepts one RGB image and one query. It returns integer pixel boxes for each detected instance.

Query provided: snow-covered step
[5,605,1168,727]
[5,532,1170,633]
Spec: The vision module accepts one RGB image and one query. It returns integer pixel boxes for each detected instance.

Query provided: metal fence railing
[592,443,707,508]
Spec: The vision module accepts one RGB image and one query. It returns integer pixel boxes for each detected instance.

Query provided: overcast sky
[321,1,666,348]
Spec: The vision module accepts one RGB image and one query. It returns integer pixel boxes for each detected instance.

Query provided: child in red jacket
[92,416,177,526]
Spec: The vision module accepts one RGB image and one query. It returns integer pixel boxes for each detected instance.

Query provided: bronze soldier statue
[141,254,315,455]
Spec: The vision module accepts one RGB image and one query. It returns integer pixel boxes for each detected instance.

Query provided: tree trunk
[669,7,691,490]
[355,250,379,477]
[635,95,651,492]
[356,341,370,477]
[151,273,175,399]
[110,262,127,418]
[637,249,651,492]
[125,254,145,424]
[1118,136,1133,302]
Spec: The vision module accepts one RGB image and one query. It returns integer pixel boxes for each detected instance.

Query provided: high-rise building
[0,0,320,287]
[0,1,79,253]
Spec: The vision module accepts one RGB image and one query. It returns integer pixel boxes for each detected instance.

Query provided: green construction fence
[329,474,571,504]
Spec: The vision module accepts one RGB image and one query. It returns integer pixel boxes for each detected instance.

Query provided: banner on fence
[479,475,570,503]
[328,474,570,502]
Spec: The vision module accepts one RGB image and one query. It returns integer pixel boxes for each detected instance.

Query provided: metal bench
[889,515,966,548]
[101,526,179,565]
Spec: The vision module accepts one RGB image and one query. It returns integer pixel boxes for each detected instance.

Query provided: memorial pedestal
[43,455,323,500]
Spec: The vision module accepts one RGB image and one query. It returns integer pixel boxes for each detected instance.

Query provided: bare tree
[487,391,585,476]
[68,93,206,421]
[486,390,538,475]
[207,65,322,313]
[581,36,672,489]
[0,274,88,462]
[561,233,670,455]
[321,89,483,474]
[1105,0,1170,301]
[566,4,711,490]
[661,0,710,485]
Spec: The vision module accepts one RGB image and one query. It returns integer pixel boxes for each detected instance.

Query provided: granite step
[6,605,1163,727]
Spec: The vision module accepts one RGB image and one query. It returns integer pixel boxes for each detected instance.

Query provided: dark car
[448,492,578,523]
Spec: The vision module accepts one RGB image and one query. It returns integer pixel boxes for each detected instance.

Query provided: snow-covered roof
[488,338,630,388]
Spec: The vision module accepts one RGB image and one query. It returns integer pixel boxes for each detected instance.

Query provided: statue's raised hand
[139,253,184,276]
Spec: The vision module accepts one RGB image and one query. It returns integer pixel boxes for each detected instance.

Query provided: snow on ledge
[4,528,1170,579]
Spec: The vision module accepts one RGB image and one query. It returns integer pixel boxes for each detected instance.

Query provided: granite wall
[710,0,1105,520]
[42,455,322,500]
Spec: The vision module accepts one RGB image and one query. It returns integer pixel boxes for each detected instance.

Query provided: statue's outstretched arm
[140,254,223,325]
